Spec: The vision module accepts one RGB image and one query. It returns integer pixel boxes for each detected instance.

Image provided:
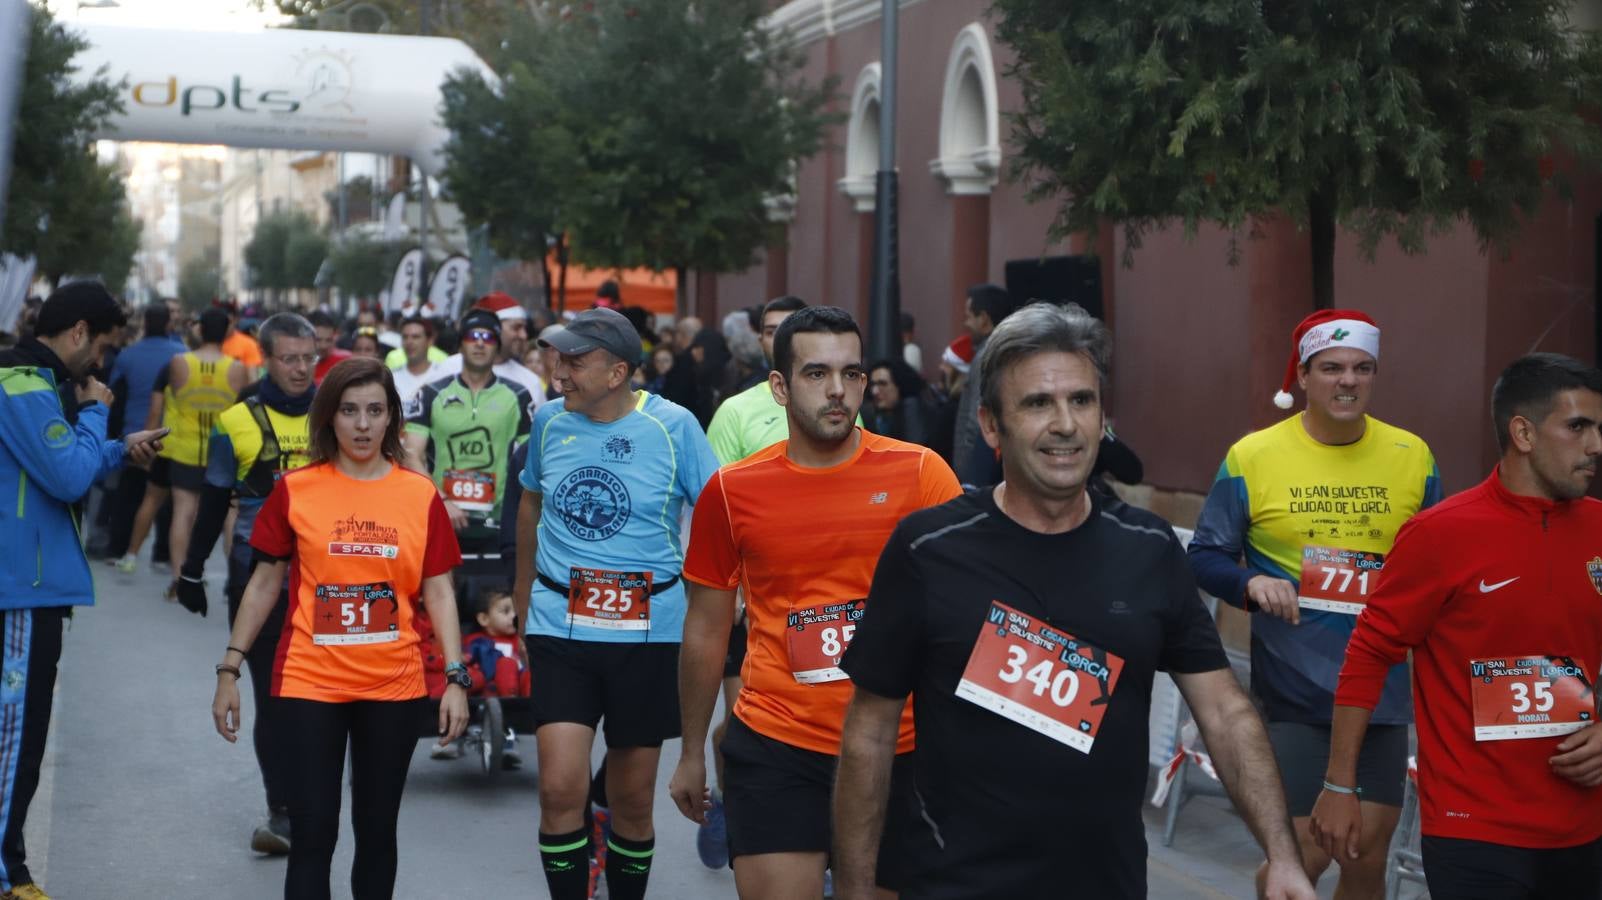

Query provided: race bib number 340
[1470,655,1596,741]
[955,601,1124,754]
[1298,546,1384,615]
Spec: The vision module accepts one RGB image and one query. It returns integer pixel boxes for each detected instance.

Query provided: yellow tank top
[160,353,238,466]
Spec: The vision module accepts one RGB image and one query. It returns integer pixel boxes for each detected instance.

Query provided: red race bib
[443,469,495,513]
[565,567,652,631]
[955,601,1124,754]
[785,600,865,684]
[1470,655,1597,741]
[1298,545,1384,615]
[312,582,401,646]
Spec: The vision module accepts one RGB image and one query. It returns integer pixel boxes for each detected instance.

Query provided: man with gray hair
[174,311,319,855]
[832,303,1315,899]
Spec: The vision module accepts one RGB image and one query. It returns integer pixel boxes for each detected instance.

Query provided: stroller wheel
[480,697,506,776]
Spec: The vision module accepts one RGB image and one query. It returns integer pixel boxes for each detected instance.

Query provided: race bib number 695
[955,601,1124,754]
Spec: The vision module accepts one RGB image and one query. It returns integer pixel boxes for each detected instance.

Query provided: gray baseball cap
[538,307,642,366]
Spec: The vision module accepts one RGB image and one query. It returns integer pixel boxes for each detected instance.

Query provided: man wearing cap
[1188,309,1441,897]
[0,283,167,899]
[434,292,545,402]
[404,309,536,538]
[513,307,720,900]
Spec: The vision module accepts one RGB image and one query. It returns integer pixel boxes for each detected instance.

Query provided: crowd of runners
[0,277,1600,900]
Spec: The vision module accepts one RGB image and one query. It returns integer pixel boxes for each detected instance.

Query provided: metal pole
[867,0,901,363]
[416,0,433,299]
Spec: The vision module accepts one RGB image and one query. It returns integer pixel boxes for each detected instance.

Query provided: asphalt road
[20,555,1408,898]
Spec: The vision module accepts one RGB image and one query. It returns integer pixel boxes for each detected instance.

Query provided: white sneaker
[114,554,137,574]
[430,741,462,760]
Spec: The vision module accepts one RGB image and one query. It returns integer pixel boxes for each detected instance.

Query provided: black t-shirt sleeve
[1157,536,1230,675]
[839,522,927,700]
[406,384,434,428]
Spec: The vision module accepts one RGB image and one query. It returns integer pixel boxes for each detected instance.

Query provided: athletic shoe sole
[250,826,290,855]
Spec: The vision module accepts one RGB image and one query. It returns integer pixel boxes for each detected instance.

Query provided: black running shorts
[1422,834,1602,900]
[149,457,207,491]
[720,714,913,888]
[524,635,681,748]
[1268,720,1408,816]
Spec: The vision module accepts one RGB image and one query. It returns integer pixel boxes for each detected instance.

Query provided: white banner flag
[386,248,424,316]
[0,254,37,335]
[426,255,472,320]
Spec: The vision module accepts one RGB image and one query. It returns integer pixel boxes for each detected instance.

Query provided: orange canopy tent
[549,257,678,316]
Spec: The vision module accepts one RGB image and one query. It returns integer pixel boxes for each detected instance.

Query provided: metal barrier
[1385,757,1427,899]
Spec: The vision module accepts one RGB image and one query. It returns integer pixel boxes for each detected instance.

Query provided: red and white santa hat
[942,333,975,375]
[1273,309,1380,409]
[473,291,529,322]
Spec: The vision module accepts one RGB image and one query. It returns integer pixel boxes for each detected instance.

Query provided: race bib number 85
[955,601,1124,754]
[786,600,865,684]
[1470,655,1596,741]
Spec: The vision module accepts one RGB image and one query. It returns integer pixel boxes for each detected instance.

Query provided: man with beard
[513,308,719,900]
[670,306,960,898]
[175,313,321,855]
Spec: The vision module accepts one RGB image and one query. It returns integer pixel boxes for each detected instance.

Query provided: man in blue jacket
[0,282,165,900]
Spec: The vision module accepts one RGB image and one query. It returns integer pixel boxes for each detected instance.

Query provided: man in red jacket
[1314,353,1602,898]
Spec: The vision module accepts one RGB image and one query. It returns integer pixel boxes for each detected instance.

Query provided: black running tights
[276,697,428,900]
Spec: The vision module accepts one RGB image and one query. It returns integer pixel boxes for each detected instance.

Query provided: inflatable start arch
[72,23,495,173]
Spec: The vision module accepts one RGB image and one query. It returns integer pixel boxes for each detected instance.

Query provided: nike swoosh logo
[1479,577,1520,594]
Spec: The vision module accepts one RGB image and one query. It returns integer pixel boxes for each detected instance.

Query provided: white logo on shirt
[1479,577,1520,594]
[868,492,888,504]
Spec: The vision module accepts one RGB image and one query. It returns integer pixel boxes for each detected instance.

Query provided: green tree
[327,233,406,301]
[3,7,133,284]
[257,0,533,59]
[994,0,1602,308]
[31,152,141,290]
[244,210,326,303]
[440,0,837,307]
[177,256,222,310]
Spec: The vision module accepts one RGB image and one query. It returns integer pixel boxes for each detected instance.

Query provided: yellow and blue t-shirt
[1188,414,1441,724]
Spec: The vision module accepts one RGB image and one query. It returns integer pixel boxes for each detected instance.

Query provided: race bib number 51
[955,601,1124,754]
[1298,546,1384,615]
[1470,655,1596,741]
[313,582,400,646]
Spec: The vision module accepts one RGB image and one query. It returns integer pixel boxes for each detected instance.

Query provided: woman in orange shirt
[211,357,469,900]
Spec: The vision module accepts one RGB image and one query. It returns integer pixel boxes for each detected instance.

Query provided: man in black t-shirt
[834,302,1316,900]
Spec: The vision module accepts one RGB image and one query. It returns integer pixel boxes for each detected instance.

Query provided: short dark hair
[967,283,1018,326]
[772,306,861,380]
[307,357,405,465]
[1491,353,1602,453]
[474,585,513,616]
[35,282,127,338]
[198,307,230,344]
[306,311,337,331]
[762,295,808,320]
[400,315,434,338]
[142,305,170,337]
[597,279,621,301]
[870,357,926,402]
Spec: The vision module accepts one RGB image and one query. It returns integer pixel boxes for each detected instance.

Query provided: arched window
[838,62,881,213]
[930,23,1000,195]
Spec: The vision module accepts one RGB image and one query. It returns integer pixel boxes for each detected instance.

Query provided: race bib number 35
[566,567,651,631]
[313,582,401,646]
[786,600,865,684]
[1298,546,1384,615]
[1470,655,1596,741]
[955,601,1124,754]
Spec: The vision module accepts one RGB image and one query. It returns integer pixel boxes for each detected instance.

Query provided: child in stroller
[423,586,531,767]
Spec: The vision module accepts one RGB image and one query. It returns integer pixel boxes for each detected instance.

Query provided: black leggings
[276,697,428,900]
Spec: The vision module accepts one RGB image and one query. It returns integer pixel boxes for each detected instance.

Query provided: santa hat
[942,334,975,375]
[1273,309,1381,409]
[473,291,529,322]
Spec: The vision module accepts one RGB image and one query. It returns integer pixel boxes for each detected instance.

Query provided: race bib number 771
[955,601,1124,754]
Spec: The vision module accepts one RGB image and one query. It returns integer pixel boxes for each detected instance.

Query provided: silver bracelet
[1322,779,1362,796]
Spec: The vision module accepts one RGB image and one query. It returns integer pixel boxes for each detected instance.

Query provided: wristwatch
[444,661,472,689]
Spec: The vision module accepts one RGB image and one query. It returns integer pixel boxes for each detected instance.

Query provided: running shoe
[696,793,729,869]
[163,581,178,603]
[502,730,522,770]
[249,812,291,855]
[113,554,137,574]
[1,884,50,900]
[429,740,462,760]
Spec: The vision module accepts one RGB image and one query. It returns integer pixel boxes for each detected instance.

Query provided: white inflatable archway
[71,23,495,173]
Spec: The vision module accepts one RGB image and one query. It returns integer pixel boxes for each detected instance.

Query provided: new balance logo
[868,492,888,504]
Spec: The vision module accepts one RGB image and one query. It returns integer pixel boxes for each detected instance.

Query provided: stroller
[417,530,536,776]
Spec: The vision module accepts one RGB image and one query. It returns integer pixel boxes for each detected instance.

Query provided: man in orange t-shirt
[670,306,960,899]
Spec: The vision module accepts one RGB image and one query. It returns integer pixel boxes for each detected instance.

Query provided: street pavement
[22,556,1418,898]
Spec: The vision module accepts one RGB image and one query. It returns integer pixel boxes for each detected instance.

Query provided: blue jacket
[0,344,125,609]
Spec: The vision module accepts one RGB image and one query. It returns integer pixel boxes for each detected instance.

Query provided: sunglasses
[462,328,499,344]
